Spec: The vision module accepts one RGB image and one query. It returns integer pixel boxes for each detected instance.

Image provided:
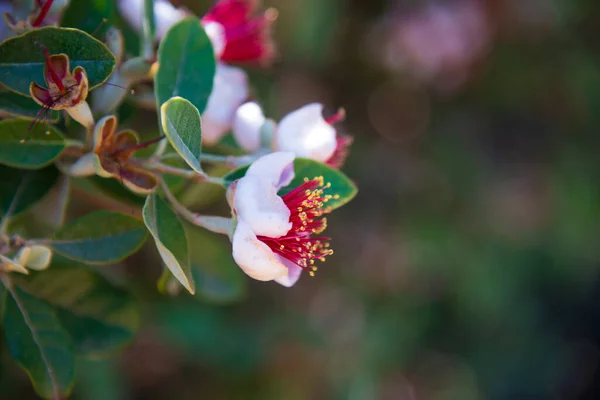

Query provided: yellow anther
[309,271,315,277]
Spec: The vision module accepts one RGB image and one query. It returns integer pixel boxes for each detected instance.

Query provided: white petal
[203,21,226,58]
[246,151,295,190]
[66,101,95,130]
[23,245,52,271]
[202,64,249,144]
[117,0,187,40]
[66,153,96,177]
[232,102,266,152]
[234,175,291,237]
[274,257,304,287]
[154,0,188,40]
[117,0,144,33]
[201,117,229,145]
[275,103,337,163]
[232,219,288,281]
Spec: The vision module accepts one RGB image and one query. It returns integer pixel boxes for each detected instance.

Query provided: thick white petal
[203,21,226,58]
[246,151,295,190]
[66,153,96,177]
[201,117,229,145]
[117,0,144,33]
[117,0,187,40]
[202,64,249,144]
[66,101,95,130]
[234,175,291,237]
[23,245,52,271]
[232,102,266,152]
[275,103,337,163]
[274,257,304,288]
[154,0,188,40]
[232,219,288,281]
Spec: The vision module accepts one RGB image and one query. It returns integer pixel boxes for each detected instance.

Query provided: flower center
[258,177,337,276]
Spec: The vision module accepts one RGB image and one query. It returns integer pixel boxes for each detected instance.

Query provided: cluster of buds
[233,102,352,168]
[14,0,355,289]
[113,0,354,287]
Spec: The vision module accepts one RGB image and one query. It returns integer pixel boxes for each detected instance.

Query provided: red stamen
[325,108,346,125]
[32,0,54,27]
[100,81,134,94]
[327,134,353,169]
[258,177,335,275]
[92,18,109,38]
[36,42,65,92]
[123,135,166,152]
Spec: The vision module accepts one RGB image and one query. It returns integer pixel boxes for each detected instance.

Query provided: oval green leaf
[143,194,195,294]
[50,211,148,264]
[0,27,116,96]
[161,97,203,172]
[154,17,216,112]
[0,119,65,169]
[0,165,59,219]
[13,263,140,356]
[3,284,74,400]
[224,158,357,211]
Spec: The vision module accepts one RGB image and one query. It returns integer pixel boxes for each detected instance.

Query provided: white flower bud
[275,103,337,163]
[232,102,266,152]
[202,64,249,145]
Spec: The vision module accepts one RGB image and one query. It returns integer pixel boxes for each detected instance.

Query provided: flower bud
[232,102,266,152]
[202,64,249,145]
[275,103,337,163]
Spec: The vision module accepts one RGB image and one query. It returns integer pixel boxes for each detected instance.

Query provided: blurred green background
[5,0,600,398]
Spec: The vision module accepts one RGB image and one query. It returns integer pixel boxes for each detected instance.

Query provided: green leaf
[13,263,139,356]
[143,194,195,294]
[3,284,74,399]
[51,211,148,264]
[161,97,203,172]
[0,119,65,169]
[61,0,140,56]
[0,89,59,121]
[82,176,146,206]
[0,27,116,96]
[224,158,358,211]
[141,0,156,59]
[154,17,216,112]
[0,165,59,218]
[185,223,246,303]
